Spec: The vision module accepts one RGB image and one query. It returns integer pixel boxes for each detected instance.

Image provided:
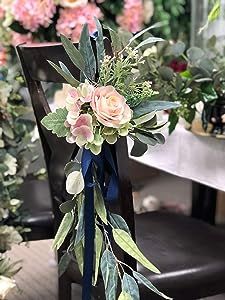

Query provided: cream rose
[60,0,88,8]
[91,86,132,128]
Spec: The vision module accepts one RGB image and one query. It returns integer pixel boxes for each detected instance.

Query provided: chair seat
[16,179,54,240]
[66,211,225,299]
[136,212,225,299]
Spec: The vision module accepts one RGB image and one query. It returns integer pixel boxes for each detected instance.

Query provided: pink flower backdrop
[0,0,153,62]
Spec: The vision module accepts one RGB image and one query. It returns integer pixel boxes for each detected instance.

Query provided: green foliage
[53,212,74,250]
[122,273,140,300]
[58,252,71,277]
[151,0,190,42]
[41,108,69,137]
[112,228,160,274]
[100,250,118,300]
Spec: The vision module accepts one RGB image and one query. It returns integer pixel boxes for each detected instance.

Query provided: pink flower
[11,0,56,32]
[67,114,94,147]
[116,0,144,33]
[91,86,132,128]
[0,46,7,66]
[56,3,103,42]
[10,32,33,47]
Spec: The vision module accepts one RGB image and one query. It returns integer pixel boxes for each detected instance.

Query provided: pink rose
[67,114,94,147]
[91,86,132,128]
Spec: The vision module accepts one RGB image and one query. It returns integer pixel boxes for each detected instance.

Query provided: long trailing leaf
[133,111,156,126]
[135,132,158,146]
[47,60,80,87]
[100,250,118,300]
[122,273,140,300]
[133,271,172,300]
[79,23,96,81]
[135,37,164,50]
[133,101,180,119]
[53,212,74,250]
[109,213,131,235]
[94,226,103,285]
[130,139,148,157]
[75,195,85,245]
[74,240,84,275]
[112,229,160,274]
[94,17,105,72]
[41,107,69,137]
[208,0,220,22]
[118,292,132,300]
[58,252,71,277]
[129,22,164,43]
[94,184,107,225]
[60,34,85,72]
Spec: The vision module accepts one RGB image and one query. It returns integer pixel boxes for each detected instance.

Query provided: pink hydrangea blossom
[11,0,56,32]
[116,0,144,33]
[67,114,94,147]
[56,3,103,42]
[0,46,7,66]
[10,32,33,47]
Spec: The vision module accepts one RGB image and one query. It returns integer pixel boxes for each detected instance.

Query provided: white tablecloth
[128,123,225,192]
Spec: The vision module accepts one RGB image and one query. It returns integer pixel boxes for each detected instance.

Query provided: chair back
[16,39,136,269]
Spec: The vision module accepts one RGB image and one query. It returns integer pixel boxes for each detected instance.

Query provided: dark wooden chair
[17,41,225,300]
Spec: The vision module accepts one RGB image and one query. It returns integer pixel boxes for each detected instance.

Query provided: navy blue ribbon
[81,143,118,300]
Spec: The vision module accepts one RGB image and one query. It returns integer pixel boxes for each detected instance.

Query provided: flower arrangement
[40,20,178,300]
[0,65,38,298]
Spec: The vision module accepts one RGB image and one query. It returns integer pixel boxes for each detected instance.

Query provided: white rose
[0,276,16,300]
[60,0,88,8]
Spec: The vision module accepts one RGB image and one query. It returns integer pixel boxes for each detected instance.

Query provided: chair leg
[58,273,71,300]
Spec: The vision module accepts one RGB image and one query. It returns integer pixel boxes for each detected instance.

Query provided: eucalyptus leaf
[66,170,84,195]
[129,22,164,43]
[47,60,80,87]
[108,28,123,53]
[75,198,85,245]
[133,271,172,299]
[133,101,179,119]
[133,111,156,126]
[169,111,179,134]
[94,184,107,225]
[122,273,140,300]
[94,226,103,285]
[64,161,81,177]
[171,41,186,57]
[112,229,160,274]
[158,66,174,81]
[152,133,165,144]
[100,250,118,300]
[53,212,74,250]
[60,198,76,214]
[187,47,204,63]
[61,35,85,72]
[130,140,148,157]
[94,17,105,72]
[135,37,164,50]
[74,240,84,275]
[58,252,71,277]
[135,132,157,146]
[109,213,131,235]
[118,292,132,300]
[79,24,96,81]
[2,122,14,139]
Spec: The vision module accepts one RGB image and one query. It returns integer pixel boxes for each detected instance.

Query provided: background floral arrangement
[0,64,39,298]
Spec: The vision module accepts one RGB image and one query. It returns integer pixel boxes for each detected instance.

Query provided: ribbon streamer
[81,144,118,300]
